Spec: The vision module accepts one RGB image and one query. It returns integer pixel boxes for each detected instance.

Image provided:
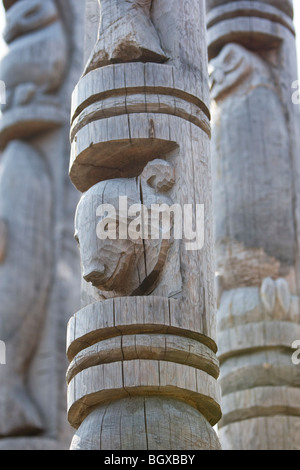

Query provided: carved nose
[83,264,106,286]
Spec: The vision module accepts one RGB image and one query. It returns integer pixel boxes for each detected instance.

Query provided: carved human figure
[0,0,67,111]
[84,0,167,74]
[0,141,52,436]
[209,43,294,290]
[75,159,178,298]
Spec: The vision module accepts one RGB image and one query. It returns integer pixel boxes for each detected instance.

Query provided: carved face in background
[1,0,67,110]
[0,0,68,148]
[209,43,256,101]
[75,159,175,296]
[210,41,295,287]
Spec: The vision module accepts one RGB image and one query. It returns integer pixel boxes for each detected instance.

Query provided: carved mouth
[83,256,124,291]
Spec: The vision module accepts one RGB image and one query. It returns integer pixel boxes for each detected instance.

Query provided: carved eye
[24,5,40,19]
[224,50,235,64]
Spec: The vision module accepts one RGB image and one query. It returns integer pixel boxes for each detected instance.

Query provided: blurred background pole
[0,0,84,449]
[206,0,300,450]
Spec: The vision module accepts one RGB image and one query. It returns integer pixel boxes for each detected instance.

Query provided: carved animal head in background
[75,159,175,297]
[0,0,68,112]
[3,0,59,43]
[209,43,271,101]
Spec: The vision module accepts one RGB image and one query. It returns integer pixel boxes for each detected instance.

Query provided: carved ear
[140,159,175,192]
[260,277,276,313]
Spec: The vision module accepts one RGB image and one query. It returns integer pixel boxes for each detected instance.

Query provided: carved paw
[260,277,290,314]
[275,278,291,313]
[13,83,36,106]
[141,159,175,192]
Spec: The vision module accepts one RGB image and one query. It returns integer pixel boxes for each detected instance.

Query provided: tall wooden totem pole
[0,0,84,449]
[206,0,300,449]
[67,0,221,450]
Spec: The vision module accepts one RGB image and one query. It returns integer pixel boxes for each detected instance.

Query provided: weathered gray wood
[70,397,221,451]
[207,0,300,450]
[66,333,219,383]
[0,140,52,436]
[67,0,221,450]
[0,0,68,149]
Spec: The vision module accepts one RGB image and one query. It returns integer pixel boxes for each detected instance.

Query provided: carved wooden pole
[206,0,300,450]
[67,0,221,450]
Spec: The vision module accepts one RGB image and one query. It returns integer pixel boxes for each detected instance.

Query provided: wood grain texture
[219,416,300,450]
[69,62,210,192]
[67,360,221,429]
[66,334,219,383]
[70,397,221,450]
[66,297,217,362]
[0,140,52,437]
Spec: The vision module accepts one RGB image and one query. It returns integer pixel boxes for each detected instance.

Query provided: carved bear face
[209,43,254,101]
[209,43,273,102]
[75,159,175,296]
